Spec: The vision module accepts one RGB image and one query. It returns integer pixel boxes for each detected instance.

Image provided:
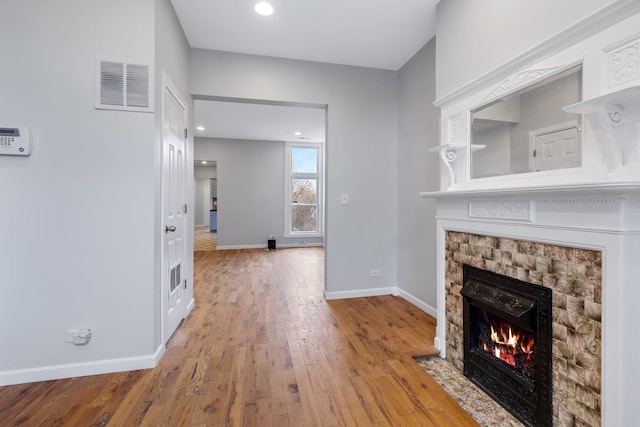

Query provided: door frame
[203,184,211,227]
[160,72,194,346]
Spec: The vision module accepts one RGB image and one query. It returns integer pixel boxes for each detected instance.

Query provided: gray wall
[435,0,614,99]
[190,49,398,294]
[471,123,513,178]
[510,72,581,172]
[397,39,439,313]
[1,0,154,378]
[0,0,191,383]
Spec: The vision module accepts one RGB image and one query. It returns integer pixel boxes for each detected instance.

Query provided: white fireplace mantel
[421,182,640,426]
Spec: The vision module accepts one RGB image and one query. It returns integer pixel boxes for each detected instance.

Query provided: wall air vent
[96,57,153,112]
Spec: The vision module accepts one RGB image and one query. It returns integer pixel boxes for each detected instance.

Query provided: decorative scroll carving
[469,201,532,221]
[483,68,559,102]
[607,41,639,87]
[443,150,456,162]
[606,104,624,126]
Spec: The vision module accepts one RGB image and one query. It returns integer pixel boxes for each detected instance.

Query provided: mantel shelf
[428,143,486,153]
[563,85,640,115]
[420,181,640,200]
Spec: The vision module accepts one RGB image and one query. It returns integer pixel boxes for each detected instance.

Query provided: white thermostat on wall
[0,127,32,156]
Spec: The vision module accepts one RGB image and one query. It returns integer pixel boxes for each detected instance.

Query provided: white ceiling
[174,0,437,145]
[194,100,326,142]
[171,0,438,71]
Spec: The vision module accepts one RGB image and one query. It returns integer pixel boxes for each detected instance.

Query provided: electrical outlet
[269,234,275,239]
[66,328,91,344]
[370,269,381,277]
[65,329,79,343]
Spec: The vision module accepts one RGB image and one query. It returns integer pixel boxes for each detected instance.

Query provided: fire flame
[481,321,534,370]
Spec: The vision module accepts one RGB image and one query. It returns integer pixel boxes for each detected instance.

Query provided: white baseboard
[396,288,437,318]
[186,297,195,314]
[276,242,324,248]
[323,286,437,319]
[216,244,267,250]
[0,344,164,386]
[323,286,398,300]
[216,243,324,250]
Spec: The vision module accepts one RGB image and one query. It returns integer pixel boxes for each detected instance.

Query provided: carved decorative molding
[434,1,640,109]
[468,201,533,221]
[536,197,621,204]
[482,68,559,103]
[606,39,639,88]
[448,114,462,141]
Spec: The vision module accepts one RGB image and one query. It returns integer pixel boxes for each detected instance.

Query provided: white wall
[396,39,439,315]
[0,0,157,383]
[435,0,616,99]
[190,50,398,295]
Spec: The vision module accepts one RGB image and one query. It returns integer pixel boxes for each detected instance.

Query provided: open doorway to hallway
[191,98,326,253]
[194,160,217,251]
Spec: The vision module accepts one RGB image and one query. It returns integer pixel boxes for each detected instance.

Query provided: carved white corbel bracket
[564,85,640,174]
[429,143,486,189]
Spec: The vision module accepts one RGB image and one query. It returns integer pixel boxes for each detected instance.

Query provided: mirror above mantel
[429,4,640,192]
[470,65,583,179]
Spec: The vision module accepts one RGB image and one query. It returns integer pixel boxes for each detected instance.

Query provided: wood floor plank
[0,247,478,426]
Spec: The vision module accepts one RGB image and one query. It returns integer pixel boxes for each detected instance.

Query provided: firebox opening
[472,310,537,383]
[461,264,553,427]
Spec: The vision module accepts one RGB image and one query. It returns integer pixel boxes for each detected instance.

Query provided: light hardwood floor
[0,248,477,426]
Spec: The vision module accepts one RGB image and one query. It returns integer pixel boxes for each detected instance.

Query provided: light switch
[340,193,349,205]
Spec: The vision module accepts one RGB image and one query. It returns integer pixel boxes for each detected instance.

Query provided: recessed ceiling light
[201,161,208,165]
[294,131,302,136]
[196,126,205,131]
[254,2,273,16]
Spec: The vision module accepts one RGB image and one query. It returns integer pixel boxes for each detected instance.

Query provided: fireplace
[461,264,552,426]
[419,5,640,424]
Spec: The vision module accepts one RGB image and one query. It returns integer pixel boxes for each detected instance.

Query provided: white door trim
[204,185,210,227]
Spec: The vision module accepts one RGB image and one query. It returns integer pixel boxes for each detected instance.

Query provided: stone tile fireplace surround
[422,184,640,426]
[450,232,599,425]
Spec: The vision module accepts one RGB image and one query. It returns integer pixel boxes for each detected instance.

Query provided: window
[285,142,323,237]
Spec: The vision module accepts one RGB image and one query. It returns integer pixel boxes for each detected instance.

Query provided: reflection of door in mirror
[471,65,582,179]
[530,124,580,172]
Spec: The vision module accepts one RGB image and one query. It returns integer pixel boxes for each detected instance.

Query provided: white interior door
[533,127,580,172]
[162,84,188,343]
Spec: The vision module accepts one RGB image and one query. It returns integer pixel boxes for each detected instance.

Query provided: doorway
[191,97,326,253]
[194,160,218,251]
